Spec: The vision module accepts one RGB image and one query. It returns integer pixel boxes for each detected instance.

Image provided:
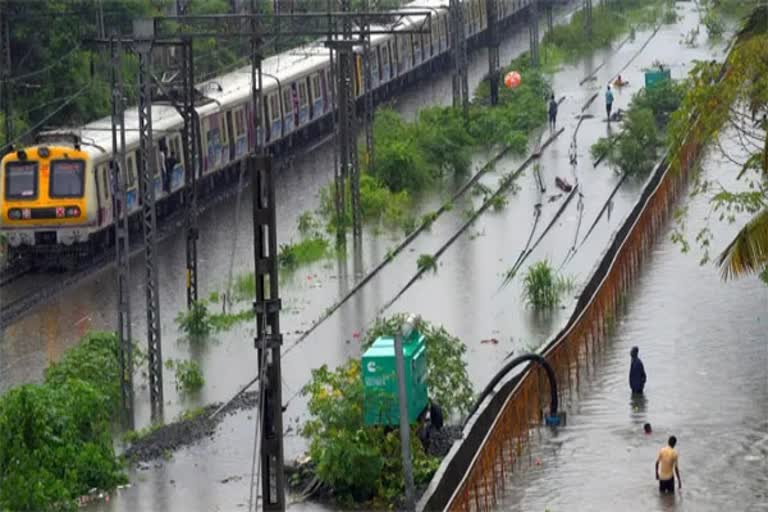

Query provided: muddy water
[496,143,768,511]
[0,2,747,511]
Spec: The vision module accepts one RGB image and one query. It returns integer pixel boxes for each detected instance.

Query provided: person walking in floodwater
[656,436,682,494]
[605,85,614,123]
[629,346,646,394]
[548,94,558,130]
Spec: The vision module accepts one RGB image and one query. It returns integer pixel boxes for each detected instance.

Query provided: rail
[418,119,705,512]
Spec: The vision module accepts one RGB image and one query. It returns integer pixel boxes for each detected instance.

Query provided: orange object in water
[504,71,521,89]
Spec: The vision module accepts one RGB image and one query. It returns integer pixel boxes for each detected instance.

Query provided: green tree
[0,381,125,512]
[668,6,768,281]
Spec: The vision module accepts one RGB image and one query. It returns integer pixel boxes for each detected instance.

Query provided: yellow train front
[1,144,101,264]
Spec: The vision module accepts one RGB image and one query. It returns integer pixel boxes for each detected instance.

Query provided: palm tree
[715,5,768,281]
[669,5,768,281]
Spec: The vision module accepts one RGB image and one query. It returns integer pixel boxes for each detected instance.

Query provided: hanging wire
[0,44,83,84]
[0,83,91,154]
[247,314,270,512]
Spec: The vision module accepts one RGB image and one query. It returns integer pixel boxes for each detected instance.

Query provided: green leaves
[300,345,453,506]
[0,335,128,511]
[363,315,474,418]
[165,359,205,394]
[520,260,576,309]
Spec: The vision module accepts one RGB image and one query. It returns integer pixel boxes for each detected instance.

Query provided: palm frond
[717,207,768,280]
[737,5,768,40]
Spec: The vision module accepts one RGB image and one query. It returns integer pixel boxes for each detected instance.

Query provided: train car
[0,140,101,260]
[0,0,534,262]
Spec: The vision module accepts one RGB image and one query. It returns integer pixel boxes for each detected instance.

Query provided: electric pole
[450,0,469,120]
[585,0,593,41]
[486,0,500,106]
[1,2,12,146]
[109,35,134,429]
[529,0,540,67]
[133,19,164,422]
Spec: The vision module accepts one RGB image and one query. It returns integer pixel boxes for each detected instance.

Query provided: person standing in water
[629,346,647,394]
[606,85,614,123]
[548,94,558,130]
[656,436,682,494]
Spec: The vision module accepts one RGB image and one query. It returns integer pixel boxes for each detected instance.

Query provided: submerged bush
[521,260,576,309]
[176,300,212,339]
[279,236,330,270]
[1,332,130,511]
[0,381,126,512]
[301,316,470,505]
[166,359,205,394]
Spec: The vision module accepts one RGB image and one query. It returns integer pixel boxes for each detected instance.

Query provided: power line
[0,44,83,84]
[0,83,91,154]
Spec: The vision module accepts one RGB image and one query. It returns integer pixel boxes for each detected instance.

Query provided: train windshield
[50,159,85,198]
[4,161,38,200]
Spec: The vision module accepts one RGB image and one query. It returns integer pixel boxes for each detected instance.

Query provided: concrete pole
[395,316,417,511]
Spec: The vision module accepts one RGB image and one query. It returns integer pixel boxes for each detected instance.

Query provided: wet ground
[0,2,752,511]
[496,142,768,511]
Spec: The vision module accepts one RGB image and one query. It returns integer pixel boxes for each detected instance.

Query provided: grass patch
[417,254,438,274]
[165,359,205,394]
[279,236,331,270]
[518,260,577,309]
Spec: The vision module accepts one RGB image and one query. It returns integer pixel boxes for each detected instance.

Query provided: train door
[370,47,380,88]
[319,70,329,114]
[226,110,235,161]
[310,74,323,119]
[281,87,294,134]
[380,44,390,82]
[267,92,281,141]
[412,33,421,65]
[298,79,309,125]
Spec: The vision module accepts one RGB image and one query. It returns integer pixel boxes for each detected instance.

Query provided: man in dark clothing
[164,151,178,193]
[548,94,558,130]
[629,346,647,394]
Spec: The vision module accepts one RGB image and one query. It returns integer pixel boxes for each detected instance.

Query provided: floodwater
[496,141,768,511]
[0,2,752,511]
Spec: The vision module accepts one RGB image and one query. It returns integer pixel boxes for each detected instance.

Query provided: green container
[362,330,428,427]
[644,68,671,88]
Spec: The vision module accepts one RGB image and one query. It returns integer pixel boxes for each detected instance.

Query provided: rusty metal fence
[434,135,704,511]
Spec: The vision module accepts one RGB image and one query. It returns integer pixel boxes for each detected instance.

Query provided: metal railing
[423,133,704,511]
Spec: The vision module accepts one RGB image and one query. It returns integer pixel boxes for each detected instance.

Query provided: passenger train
[0,0,537,260]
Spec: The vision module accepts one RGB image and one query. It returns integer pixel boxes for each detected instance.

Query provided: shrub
[301,359,442,506]
[363,314,474,418]
[278,236,330,270]
[417,254,438,273]
[523,260,560,308]
[44,331,127,413]
[166,359,205,393]
[0,382,126,511]
[176,300,212,339]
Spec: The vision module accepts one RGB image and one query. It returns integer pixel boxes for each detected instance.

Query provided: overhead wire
[0,44,84,84]
[0,84,92,155]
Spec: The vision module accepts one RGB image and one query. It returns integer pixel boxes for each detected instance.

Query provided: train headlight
[65,206,81,217]
[8,208,22,220]
[38,146,50,158]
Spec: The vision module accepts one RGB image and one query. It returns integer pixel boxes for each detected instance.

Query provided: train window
[126,154,136,187]
[269,94,280,121]
[282,88,292,114]
[49,160,85,198]
[4,161,38,200]
[219,116,228,145]
[99,165,110,202]
[311,75,321,101]
[298,82,308,107]
[235,109,246,136]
